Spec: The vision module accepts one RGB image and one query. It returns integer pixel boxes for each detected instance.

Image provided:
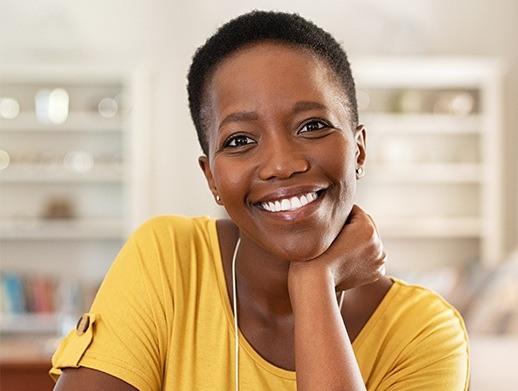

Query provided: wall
[1,0,517,256]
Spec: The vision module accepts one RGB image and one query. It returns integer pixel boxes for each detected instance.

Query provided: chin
[276,238,331,263]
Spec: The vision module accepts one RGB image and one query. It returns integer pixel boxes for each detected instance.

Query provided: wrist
[288,263,335,308]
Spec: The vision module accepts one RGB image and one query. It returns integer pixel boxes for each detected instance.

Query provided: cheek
[212,159,251,203]
[321,137,357,189]
[341,161,358,206]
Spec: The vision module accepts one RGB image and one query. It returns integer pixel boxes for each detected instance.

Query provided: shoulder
[389,278,465,324]
[128,215,216,248]
[134,214,214,235]
[361,278,470,390]
[385,277,469,354]
[108,215,219,280]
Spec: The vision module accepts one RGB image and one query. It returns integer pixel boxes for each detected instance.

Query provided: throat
[238,308,296,371]
[215,220,299,371]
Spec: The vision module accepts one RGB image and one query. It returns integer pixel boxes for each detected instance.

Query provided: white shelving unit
[352,56,504,271]
[0,65,150,335]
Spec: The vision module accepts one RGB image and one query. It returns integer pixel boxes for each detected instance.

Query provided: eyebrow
[218,101,328,129]
[219,111,259,129]
[291,101,328,113]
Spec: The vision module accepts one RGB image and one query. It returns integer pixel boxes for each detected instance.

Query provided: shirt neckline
[350,277,402,349]
[207,218,399,378]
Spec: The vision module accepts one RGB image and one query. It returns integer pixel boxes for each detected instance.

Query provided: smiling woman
[50,10,469,391]
[199,41,361,262]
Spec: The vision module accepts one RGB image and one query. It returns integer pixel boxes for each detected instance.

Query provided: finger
[344,204,368,226]
[379,264,386,277]
[343,205,377,240]
[366,213,382,239]
[353,205,382,239]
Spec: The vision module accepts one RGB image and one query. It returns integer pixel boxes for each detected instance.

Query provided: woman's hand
[288,204,387,293]
[287,205,385,390]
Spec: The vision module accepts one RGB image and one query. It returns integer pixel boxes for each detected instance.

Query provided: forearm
[289,269,366,391]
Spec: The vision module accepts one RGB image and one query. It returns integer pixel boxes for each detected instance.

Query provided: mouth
[256,190,323,213]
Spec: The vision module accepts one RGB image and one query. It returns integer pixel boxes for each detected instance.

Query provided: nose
[257,139,309,180]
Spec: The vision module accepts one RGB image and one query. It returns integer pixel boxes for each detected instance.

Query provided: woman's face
[199,42,366,262]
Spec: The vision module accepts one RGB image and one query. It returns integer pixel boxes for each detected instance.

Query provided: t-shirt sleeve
[50,216,178,391]
[376,288,470,391]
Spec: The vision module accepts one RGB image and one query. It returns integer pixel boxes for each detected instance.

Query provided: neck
[217,219,294,317]
[236,236,293,315]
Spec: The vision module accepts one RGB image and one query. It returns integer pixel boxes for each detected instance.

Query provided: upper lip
[250,184,328,205]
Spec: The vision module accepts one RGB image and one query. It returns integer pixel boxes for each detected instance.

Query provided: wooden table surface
[0,335,58,391]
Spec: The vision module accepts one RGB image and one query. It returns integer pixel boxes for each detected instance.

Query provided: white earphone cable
[231,237,241,391]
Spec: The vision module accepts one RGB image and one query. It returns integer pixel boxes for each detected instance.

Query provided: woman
[51,11,469,390]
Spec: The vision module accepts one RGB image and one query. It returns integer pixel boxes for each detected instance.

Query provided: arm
[288,205,386,390]
[289,270,365,391]
[50,217,176,390]
[54,368,138,391]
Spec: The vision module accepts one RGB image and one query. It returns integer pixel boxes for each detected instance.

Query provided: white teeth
[260,191,319,213]
[290,196,302,209]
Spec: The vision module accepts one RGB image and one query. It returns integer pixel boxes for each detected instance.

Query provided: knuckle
[379,250,387,264]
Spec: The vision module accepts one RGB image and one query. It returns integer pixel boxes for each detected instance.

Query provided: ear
[354,125,367,177]
[354,125,366,164]
[198,155,221,204]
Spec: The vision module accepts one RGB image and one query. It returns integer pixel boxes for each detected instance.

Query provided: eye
[224,134,257,148]
[298,120,330,134]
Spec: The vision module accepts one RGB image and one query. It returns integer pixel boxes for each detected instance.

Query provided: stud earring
[216,195,221,203]
[356,167,364,177]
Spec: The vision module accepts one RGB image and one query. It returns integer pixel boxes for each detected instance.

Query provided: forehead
[211,41,340,89]
[218,41,322,70]
[204,41,347,114]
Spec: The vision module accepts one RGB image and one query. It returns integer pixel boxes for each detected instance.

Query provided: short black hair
[187,10,358,155]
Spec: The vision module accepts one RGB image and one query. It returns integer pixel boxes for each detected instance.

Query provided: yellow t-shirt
[50,215,469,390]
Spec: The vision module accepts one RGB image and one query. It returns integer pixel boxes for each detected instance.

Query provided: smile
[259,191,319,213]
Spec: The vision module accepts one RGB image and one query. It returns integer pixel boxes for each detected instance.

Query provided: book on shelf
[1,273,26,314]
[0,271,100,324]
[26,275,55,313]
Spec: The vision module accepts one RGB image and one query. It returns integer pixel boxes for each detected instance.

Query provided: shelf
[352,57,504,266]
[361,113,483,134]
[0,111,123,133]
[365,163,482,183]
[0,313,59,334]
[0,163,126,183]
[376,216,482,238]
[0,219,124,240]
[0,65,147,336]
[352,56,503,88]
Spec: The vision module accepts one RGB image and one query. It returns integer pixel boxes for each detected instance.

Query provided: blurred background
[0,0,517,390]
